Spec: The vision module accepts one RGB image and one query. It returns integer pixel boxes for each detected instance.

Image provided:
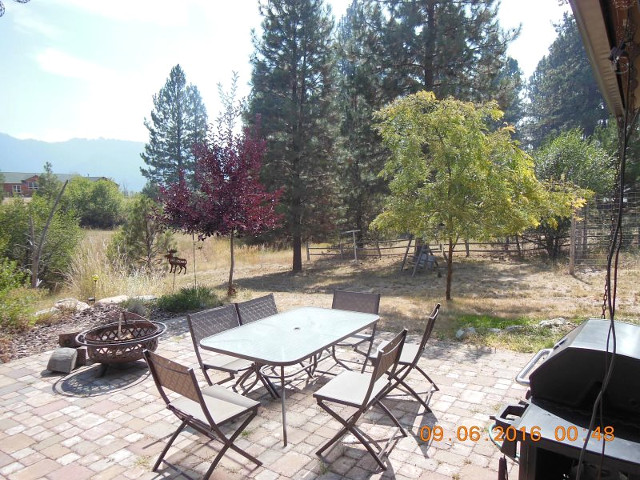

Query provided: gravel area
[0,304,187,363]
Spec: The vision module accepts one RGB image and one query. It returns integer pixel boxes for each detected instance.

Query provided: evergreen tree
[35,161,61,202]
[248,0,337,272]
[493,57,525,130]
[335,0,388,240]
[524,13,608,149]
[141,65,208,187]
[380,0,518,106]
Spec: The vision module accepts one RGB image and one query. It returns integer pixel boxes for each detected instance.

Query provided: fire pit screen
[76,311,166,375]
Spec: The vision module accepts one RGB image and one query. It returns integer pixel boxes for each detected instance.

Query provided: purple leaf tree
[161,121,281,296]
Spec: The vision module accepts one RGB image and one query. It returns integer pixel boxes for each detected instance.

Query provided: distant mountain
[0,133,147,192]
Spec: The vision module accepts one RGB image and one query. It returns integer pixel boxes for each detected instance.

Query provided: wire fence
[572,191,640,268]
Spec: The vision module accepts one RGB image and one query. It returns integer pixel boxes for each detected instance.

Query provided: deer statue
[165,249,187,274]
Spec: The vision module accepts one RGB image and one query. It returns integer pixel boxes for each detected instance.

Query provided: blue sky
[0,0,569,144]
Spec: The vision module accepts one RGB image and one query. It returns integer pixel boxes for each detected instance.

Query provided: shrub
[61,176,124,229]
[108,194,174,272]
[156,286,221,313]
[0,195,80,289]
[0,257,37,329]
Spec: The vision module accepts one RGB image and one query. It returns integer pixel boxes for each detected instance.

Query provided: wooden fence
[305,233,548,271]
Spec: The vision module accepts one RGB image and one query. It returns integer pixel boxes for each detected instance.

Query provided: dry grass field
[50,230,640,353]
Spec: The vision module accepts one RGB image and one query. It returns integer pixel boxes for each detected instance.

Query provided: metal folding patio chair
[235,293,278,324]
[314,329,408,470]
[187,304,278,398]
[187,304,251,386]
[143,350,262,479]
[330,290,380,372]
[374,303,440,410]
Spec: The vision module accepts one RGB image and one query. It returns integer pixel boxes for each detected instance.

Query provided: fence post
[352,230,358,262]
[569,214,576,275]
[306,242,310,262]
[400,236,413,272]
[582,203,588,256]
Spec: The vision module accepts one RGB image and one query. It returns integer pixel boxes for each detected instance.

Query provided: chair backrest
[144,349,200,403]
[143,350,216,427]
[363,329,407,405]
[331,290,380,315]
[417,303,440,353]
[235,293,278,325]
[398,303,440,379]
[187,304,241,344]
[187,304,241,375]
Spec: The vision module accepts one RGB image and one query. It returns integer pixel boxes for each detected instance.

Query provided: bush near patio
[0,256,37,329]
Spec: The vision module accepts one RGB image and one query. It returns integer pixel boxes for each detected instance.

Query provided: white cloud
[35,48,116,81]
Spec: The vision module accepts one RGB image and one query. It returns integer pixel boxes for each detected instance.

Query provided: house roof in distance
[2,172,114,184]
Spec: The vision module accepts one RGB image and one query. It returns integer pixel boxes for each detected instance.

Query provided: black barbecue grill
[496,318,640,480]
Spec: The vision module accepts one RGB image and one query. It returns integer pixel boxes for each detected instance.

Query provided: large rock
[131,295,157,302]
[96,295,129,305]
[47,348,77,374]
[539,317,569,328]
[54,298,90,312]
[455,327,477,340]
[505,325,524,332]
[34,307,60,317]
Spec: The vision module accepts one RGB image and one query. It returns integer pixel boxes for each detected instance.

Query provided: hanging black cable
[574,31,639,480]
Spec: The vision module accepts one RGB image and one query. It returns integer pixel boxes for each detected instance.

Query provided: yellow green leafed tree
[372,91,583,300]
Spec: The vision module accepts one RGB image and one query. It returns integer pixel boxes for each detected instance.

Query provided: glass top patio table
[199,306,379,446]
[199,306,378,366]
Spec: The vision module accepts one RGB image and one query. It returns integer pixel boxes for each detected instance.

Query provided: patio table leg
[281,366,287,446]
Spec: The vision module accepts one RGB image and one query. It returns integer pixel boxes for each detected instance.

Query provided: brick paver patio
[0,316,529,479]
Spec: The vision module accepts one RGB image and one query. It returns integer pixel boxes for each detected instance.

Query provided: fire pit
[76,311,166,376]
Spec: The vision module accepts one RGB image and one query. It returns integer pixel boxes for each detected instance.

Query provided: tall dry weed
[172,235,291,272]
[65,231,170,300]
[64,231,292,301]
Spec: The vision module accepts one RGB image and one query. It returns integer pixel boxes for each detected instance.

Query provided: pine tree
[380,0,518,105]
[141,65,208,187]
[335,0,388,240]
[248,0,337,272]
[524,14,608,149]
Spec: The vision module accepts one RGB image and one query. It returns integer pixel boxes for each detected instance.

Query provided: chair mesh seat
[314,371,388,407]
[376,341,420,364]
[337,332,371,346]
[172,384,260,425]
[204,354,253,373]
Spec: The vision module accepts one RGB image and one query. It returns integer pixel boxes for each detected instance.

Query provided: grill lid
[528,319,640,416]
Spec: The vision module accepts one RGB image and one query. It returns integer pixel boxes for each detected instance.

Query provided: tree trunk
[293,234,302,272]
[445,239,454,301]
[31,180,68,288]
[228,231,235,296]
[192,232,197,289]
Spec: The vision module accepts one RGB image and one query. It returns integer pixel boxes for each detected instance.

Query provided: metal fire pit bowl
[76,312,166,373]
